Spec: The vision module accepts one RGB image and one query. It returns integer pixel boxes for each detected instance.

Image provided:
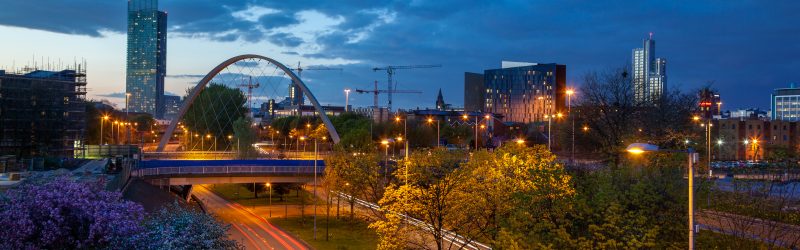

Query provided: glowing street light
[626,142,698,249]
[427,117,440,147]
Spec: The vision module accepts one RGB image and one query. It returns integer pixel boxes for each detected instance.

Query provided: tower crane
[373,64,441,111]
[355,80,422,109]
[289,62,343,106]
[237,76,260,114]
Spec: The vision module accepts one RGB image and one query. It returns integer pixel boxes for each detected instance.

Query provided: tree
[137,203,243,250]
[233,117,258,158]
[183,83,247,150]
[324,150,383,219]
[0,176,145,249]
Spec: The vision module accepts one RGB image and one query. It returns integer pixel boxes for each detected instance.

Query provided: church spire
[436,88,446,110]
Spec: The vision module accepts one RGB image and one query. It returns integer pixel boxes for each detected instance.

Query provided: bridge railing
[133,165,325,177]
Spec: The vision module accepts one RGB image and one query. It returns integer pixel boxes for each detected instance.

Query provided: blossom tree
[0,176,145,249]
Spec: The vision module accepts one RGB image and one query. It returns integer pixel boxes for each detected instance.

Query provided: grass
[696,230,787,250]
[269,216,379,250]
[206,183,324,207]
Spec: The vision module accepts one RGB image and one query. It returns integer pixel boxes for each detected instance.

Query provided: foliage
[0,176,145,249]
[372,145,575,250]
[183,83,247,150]
[324,150,383,219]
[574,67,699,163]
[233,116,258,158]
[0,176,242,250]
[137,203,243,250]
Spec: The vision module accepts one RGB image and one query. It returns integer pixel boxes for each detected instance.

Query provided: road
[193,185,309,250]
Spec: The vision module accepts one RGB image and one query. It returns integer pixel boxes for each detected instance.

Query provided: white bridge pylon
[156,54,341,152]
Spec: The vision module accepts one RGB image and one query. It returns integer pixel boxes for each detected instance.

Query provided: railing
[133,165,325,177]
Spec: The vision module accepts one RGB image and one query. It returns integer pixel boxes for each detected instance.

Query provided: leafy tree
[137,203,243,250]
[233,117,258,158]
[0,176,145,249]
[183,83,247,150]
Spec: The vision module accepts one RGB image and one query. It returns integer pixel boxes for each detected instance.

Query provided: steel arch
[156,54,341,152]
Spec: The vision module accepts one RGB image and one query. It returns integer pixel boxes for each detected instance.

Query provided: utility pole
[372,64,441,112]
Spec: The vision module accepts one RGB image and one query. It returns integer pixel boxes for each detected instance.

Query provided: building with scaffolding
[0,66,87,158]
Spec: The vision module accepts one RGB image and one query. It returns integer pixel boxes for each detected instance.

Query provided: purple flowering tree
[0,176,145,249]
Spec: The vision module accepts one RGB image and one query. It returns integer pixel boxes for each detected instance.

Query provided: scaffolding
[0,60,87,158]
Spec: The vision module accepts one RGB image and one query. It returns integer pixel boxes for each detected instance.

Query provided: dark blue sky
[0,0,798,110]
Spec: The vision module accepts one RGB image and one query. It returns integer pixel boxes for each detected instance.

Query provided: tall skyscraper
[632,33,667,104]
[126,0,167,118]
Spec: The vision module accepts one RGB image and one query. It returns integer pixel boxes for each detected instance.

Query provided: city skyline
[0,1,798,110]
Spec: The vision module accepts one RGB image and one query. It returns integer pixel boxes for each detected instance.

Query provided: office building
[0,67,87,158]
[126,0,167,118]
[481,61,566,123]
[463,72,484,112]
[288,83,304,106]
[632,34,667,104]
[771,83,800,121]
[163,95,181,120]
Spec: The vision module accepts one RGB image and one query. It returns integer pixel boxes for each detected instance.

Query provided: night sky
[0,0,797,110]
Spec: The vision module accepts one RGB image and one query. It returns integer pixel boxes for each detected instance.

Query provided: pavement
[194,185,309,250]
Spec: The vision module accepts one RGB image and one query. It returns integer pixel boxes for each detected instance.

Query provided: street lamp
[566,88,576,163]
[427,117,440,147]
[626,143,698,250]
[515,138,525,145]
[462,114,480,150]
[101,115,109,145]
[266,183,272,217]
[543,113,563,150]
[395,115,408,159]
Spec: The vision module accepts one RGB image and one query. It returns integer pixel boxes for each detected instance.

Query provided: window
[749,125,752,129]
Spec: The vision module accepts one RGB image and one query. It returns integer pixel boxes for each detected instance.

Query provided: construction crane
[355,80,422,109]
[373,64,441,111]
[237,76,260,114]
[289,62,343,106]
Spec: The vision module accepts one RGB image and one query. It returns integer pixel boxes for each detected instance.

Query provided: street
[193,185,309,250]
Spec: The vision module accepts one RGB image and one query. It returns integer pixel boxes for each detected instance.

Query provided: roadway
[193,185,309,250]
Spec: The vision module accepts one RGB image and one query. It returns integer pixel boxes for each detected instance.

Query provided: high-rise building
[288,83,304,106]
[0,68,87,158]
[771,83,800,121]
[162,95,181,120]
[482,61,566,123]
[126,0,167,118]
[632,34,667,104]
[463,72,485,112]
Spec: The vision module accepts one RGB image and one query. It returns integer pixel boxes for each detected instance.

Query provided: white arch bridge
[156,54,340,152]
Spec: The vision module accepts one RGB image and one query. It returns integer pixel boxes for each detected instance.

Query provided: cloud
[97,92,127,98]
[2,1,799,109]
[167,74,205,78]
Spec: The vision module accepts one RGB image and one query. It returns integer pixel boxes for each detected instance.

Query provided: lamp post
[694,115,713,176]
[101,115,109,145]
[462,114,479,150]
[395,115,408,159]
[566,89,575,163]
[344,89,351,112]
[544,113,563,150]
[266,183,272,218]
[113,121,119,145]
[626,143,698,250]
[381,139,391,184]
[313,137,318,240]
[427,117,440,147]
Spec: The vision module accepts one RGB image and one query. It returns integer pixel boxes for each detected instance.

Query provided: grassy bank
[270,216,378,250]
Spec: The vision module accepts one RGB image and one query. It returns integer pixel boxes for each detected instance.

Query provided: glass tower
[632,34,667,105]
[483,62,566,123]
[126,0,167,118]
